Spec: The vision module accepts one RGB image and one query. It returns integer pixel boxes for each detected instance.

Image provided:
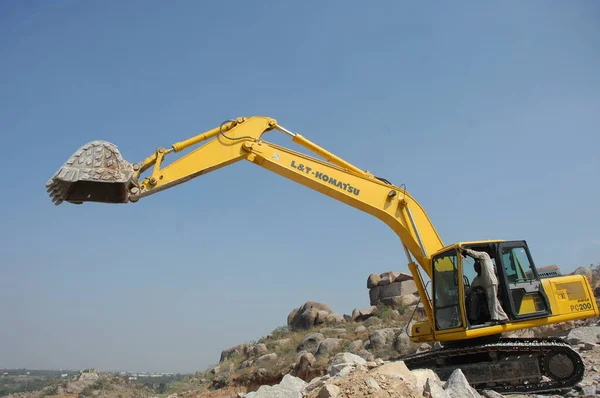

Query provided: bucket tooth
[46,141,134,205]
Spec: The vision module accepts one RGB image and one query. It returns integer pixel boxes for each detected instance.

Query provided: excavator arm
[46,116,444,316]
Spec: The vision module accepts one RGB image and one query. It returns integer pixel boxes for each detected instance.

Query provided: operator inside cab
[460,246,509,326]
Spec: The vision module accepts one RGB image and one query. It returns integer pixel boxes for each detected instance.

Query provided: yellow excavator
[46,116,598,393]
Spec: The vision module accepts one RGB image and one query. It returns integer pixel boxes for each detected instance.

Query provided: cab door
[432,248,467,332]
[496,241,551,320]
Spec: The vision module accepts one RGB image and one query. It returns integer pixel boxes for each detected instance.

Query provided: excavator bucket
[46,141,135,205]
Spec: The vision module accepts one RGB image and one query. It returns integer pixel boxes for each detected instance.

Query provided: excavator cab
[423,240,557,339]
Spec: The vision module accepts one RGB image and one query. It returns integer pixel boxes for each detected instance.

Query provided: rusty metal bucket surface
[46,141,134,205]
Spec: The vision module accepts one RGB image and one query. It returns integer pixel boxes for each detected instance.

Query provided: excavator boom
[46,116,443,277]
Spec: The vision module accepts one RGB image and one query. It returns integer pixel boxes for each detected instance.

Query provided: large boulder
[254,353,277,367]
[287,308,299,325]
[327,352,367,376]
[255,343,268,355]
[348,340,364,353]
[220,344,247,362]
[298,333,325,354]
[369,280,418,306]
[379,293,419,309]
[394,330,420,356]
[444,368,481,398]
[411,368,441,393]
[369,328,398,351]
[291,352,315,380]
[367,273,381,288]
[289,302,332,330]
[566,326,600,345]
[351,306,378,321]
[325,313,344,324]
[316,338,344,357]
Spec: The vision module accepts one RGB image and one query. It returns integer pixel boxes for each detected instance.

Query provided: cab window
[433,249,462,330]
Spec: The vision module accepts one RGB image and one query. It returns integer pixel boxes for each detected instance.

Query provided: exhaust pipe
[46,141,135,205]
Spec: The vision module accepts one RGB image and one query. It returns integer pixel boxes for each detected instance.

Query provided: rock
[566,326,600,345]
[370,280,419,306]
[255,343,268,355]
[289,302,332,331]
[316,338,344,357]
[240,359,253,369]
[327,352,367,376]
[482,390,505,398]
[379,275,393,285]
[584,342,598,350]
[287,308,299,326]
[381,294,420,309]
[367,273,381,288]
[315,310,330,325]
[382,271,400,281]
[292,352,316,380]
[444,368,480,398]
[279,374,307,393]
[400,293,420,306]
[298,333,325,354]
[254,353,277,367]
[366,361,377,368]
[369,282,402,304]
[425,377,450,398]
[252,384,302,398]
[364,316,382,327]
[299,308,321,330]
[394,330,419,355]
[594,286,600,297]
[325,313,344,324]
[418,343,432,352]
[337,366,354,377]
[210,365,220,375]
[365,377,381,391]
[357,349,375,361]
[304,375,330,392]
[369,328,397,351]
[351,306,378,321]
[323,328,347,336]
[220,344,247,362]
[394,272,414,282]
[348,340,363,353]
[243,345,255,357]
[506,328,535,339]
[581,386,596,397]
[412,368,441,392]
[273,338,294,350]
[317,384,340,398]
[370,361,416,385]
[354,325,367,333]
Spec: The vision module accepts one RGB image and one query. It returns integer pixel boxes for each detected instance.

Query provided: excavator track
[401,337,584,394]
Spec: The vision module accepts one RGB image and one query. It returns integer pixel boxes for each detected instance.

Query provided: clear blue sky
[1,1,598,374]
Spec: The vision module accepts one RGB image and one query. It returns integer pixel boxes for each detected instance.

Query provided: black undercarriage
[398,337,584,394]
